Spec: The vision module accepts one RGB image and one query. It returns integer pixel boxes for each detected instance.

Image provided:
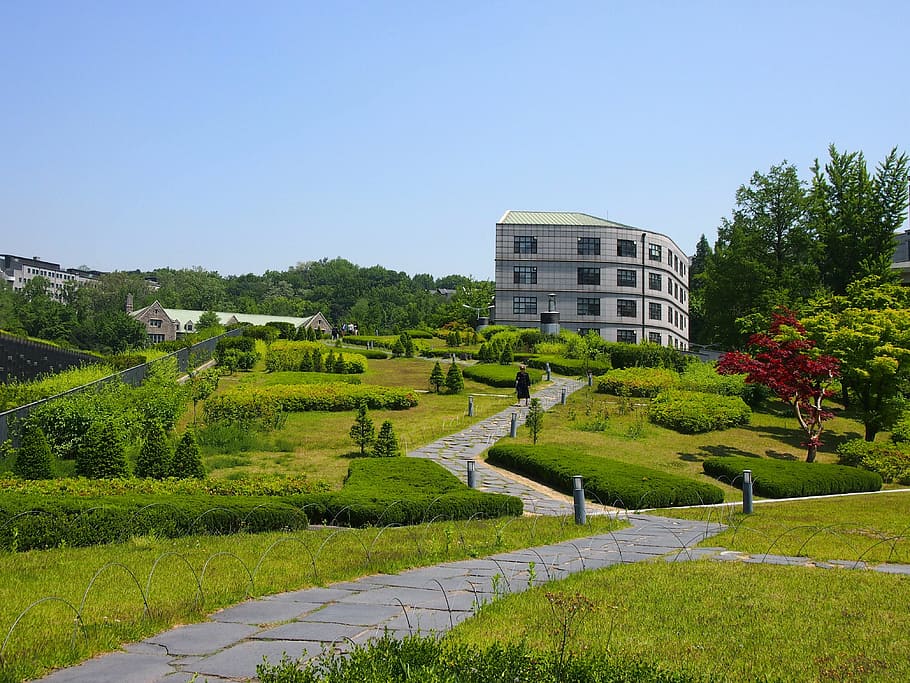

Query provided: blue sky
[2,1,907,280]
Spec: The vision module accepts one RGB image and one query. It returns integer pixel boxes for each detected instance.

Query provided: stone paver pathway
[35,376,910,682]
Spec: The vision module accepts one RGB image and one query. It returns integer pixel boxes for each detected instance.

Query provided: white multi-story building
[1,254,97,301]
[494,211,690,349]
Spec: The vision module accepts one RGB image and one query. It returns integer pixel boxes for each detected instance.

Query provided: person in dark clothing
[515,364,531,406]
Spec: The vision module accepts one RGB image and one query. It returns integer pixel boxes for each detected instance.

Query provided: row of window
[22,267,80,281]
[512,266,685,301]
[569,328,687,349]
[512,236,687,276]
[513,296,686,328]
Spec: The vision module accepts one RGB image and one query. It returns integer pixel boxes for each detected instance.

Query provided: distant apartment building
[1,254,97,300]
[494,211,690,349]
[892,230,910,285]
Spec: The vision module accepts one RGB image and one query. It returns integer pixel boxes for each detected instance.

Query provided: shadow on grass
[765,450,798,461]
[679,444,761,463]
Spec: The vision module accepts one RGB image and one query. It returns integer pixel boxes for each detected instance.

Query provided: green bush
[677,363,746,395]
[603,342,689,372]
[891,412,910,444]
[0,363,114,412]
[205,384,418,419]
[527,355,612,377]
[487,444,724,508]
[214,335,256,363]
[461,363,542,388]
[596,367,679,397]
[373,420,400,457]
[702,456,883,497]
[76,421,128,479]
[203,391,286,429]
[258,633,705,683]
[649,390,751,434]
[836,439,910,484]
[0,493,308,552]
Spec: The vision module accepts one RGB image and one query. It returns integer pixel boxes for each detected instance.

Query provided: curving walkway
[36,377,910,682]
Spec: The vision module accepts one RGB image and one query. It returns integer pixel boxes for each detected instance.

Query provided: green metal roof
[498,210,639,229]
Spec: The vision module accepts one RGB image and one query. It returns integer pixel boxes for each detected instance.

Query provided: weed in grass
[545,591,597,677]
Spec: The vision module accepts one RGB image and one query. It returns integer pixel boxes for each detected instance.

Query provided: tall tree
[717,310,840,462]
[687,234,712,345]
[700,162,816,349]
[810,145,909,294]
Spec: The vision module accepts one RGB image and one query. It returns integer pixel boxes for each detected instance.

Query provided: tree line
[690,144,909,349]
[0,258,493,354]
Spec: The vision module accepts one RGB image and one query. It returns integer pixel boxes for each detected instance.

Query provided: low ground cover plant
[702,455,882,497]
[0,363,115,411]
[649,390,751,434]
[0,473,324,496]
[265,341,367,374]
[487,443,724,508]
[596,367,679,398]
[461,363,542,388]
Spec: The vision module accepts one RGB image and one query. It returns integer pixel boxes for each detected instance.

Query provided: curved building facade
[494,211,689,349]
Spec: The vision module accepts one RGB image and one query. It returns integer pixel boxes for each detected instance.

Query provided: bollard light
[560,387,567,405]
[468,395,474,417]
[546,362,551,381]
[573,475,586,525]
[743,469,754,514]
[467,460,476,489]
[510,412,518,438]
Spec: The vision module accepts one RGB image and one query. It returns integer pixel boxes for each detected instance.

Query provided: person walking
[515,364,531,407]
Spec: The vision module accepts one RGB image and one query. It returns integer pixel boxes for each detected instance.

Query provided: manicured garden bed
[702,455,882,497]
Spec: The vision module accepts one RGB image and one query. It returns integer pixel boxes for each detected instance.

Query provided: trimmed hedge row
[596,367,679,398]
[602,342,688,372]
[526,355,612,377]
[0,474,327,496]
[0,493,308,552]
[649,390,751,434]
[205,384,419,421]
[702,456,883,498]
[293,457,523,526]
[487,444,724,508]
[266,341,367,374]
[461,363,542,388]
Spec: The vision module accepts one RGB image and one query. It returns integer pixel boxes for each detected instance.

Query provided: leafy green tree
[429,362,446,393]
[700,162,816,348]
[14,422,54,480]
[77,421,128,478]
[373,420,400,457]
[349,402,375,455]
[810,145,909,295]
[135,423,173,479]
[189,368,220,425]
[445,361,464,394]
[391,337,405,357]
[802,275,910,441]
[171,431,205,479]
[197,310,221,329]
[526,398,544,444]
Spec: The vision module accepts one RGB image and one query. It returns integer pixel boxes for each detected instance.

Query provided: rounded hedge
[649,390,751,434]
[487,443,724,508]
[596,367,679,398]
[702,456,883,498]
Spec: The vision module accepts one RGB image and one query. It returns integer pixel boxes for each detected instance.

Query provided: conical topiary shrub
[14,422,54,480]
[171,431,205,479]
[76,422,128,479]
[135,423,173,479]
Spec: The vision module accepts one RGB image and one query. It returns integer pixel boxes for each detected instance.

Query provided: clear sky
[2,1,907,280]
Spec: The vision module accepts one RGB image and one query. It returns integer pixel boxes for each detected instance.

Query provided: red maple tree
[717,310,840,462]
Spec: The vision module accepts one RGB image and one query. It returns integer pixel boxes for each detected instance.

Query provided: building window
[649,302,662,320]
[617,239,637,258]
[150,333,165,343]
[185,323,193,331]
[617,269,637,287]
[578,328,601,337]
[577,267,601,285]
[513,296,537,315]
[514,236,537,254]
[513,266,537,284]
[649,272,662,290]
[649,332,662,344]
[648,243,662,261]
[617,330,637,343]
[617,299,637,317]
[577,236,601,255]
[149,318,162,328]
[667,278,673,294]
[577,297,601,316]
